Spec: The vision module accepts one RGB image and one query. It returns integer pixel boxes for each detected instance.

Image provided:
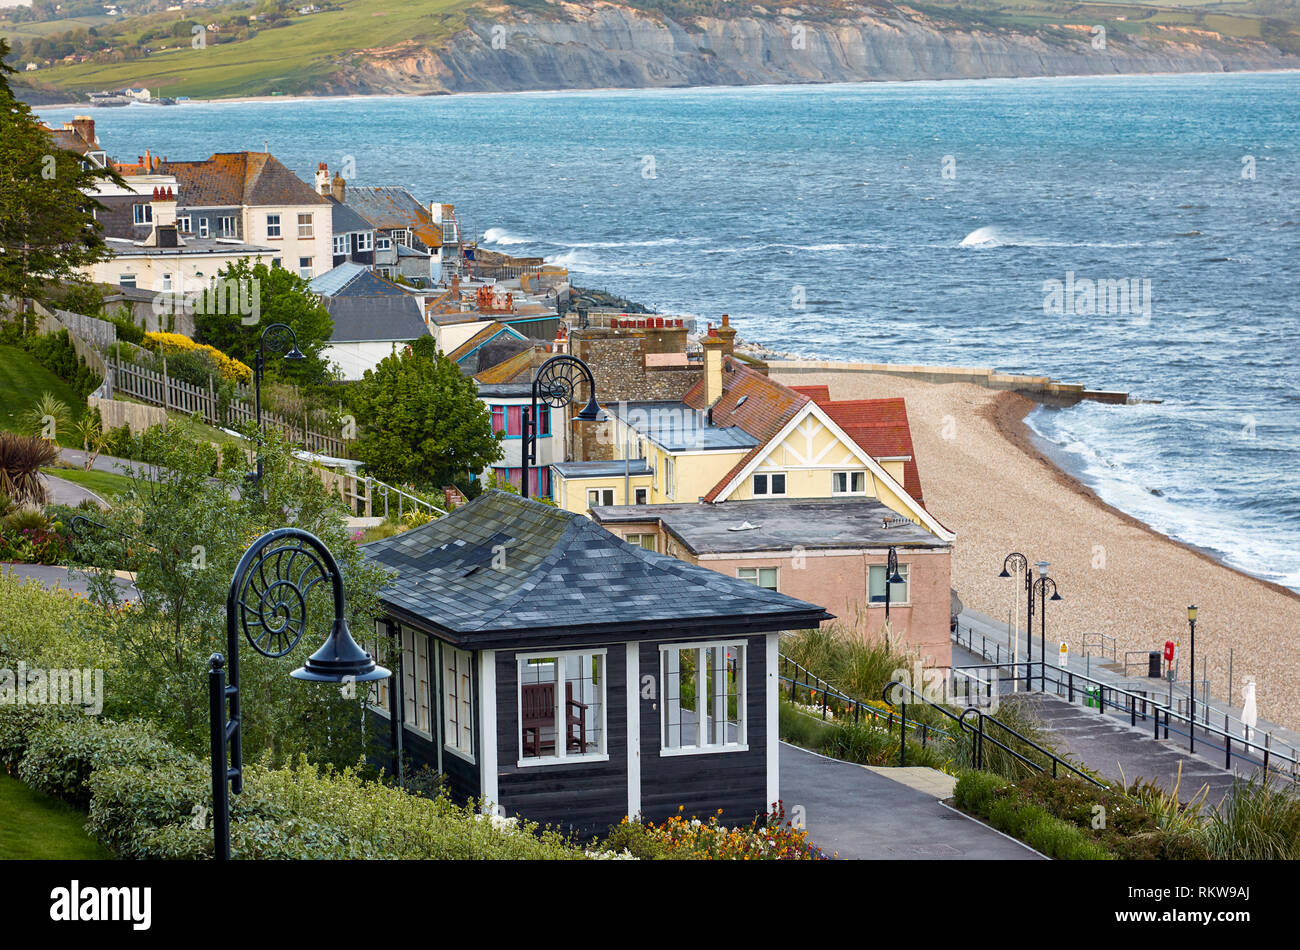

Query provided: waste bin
[1147,651,1161,678]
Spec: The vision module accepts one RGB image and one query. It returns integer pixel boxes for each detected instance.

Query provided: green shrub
[220,440,247,473]
[1022,811,1114,860]
[17,717,185,809]
[599,819,673,860]
[1203,773,1300,860]
[0,706,77,772]
[953,770,1010,814]
[0,571,113,671]
[23,330,102,400]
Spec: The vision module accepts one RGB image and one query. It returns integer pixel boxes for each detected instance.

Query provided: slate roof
[324,295,427,343]
[472,346,536,385]
[361,490,830,648]
[793,388,925,504]
[613,401,759,452]
[163,153,328,208]
[345,186,442,247]
[330,198,373,236]
[310,263,408,298]
[590,498,946,556]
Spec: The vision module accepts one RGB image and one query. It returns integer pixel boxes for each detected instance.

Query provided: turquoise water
[36,72,1300,588]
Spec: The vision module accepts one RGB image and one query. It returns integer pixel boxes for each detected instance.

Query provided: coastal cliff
[319,2,1297,96]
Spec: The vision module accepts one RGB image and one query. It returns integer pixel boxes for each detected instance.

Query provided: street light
[251,322,306,484]
[998,552,1031,690]
[883,545,904,651]
[1030,560,1062,692]
[1187,604,1198,752]
[521,354,603,500]
[208,527,390,860]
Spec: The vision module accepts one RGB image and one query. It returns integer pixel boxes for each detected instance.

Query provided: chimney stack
[315,162,330,196]
[69,115,95,147]
[716,313,738,357]
[150,185,177,229]
[701,323,727,408]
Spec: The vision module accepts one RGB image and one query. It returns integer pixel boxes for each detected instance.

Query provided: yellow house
[556,334,952,542]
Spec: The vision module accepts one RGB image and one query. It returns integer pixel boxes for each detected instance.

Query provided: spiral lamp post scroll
[209,527,389,860]
[521,355,604,500]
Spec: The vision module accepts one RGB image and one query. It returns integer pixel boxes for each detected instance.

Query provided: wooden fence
[107,355,348,457]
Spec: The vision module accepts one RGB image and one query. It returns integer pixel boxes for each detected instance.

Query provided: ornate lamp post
[998,552,1031,691]
[883,545,905,651]
[521,355,603,500]
[251,322,306,483]
[209,527,390,860]
[1187,604,1198,752]
[1030,560,1062,692]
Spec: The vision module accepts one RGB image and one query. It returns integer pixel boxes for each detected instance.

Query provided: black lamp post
[1187,604,1198,752]
[251,322,306,483]
[1030,561,1062,692]
[208,527,390,860]
[883,545,905,649]
[998,552,1031,688]
[521,354,603,500]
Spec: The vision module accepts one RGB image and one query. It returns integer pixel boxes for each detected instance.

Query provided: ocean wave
[958,225,1152,249]
[482,228,536,246]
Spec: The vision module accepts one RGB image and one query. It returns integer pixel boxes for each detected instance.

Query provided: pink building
[591,498,954,668]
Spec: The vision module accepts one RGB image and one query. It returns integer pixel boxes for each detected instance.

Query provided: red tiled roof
[163,153,328,208]
[684,357,811,502]
[802,391,925,504]
[790,384,830,403]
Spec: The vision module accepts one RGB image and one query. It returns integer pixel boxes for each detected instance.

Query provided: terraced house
[562,325,957,664]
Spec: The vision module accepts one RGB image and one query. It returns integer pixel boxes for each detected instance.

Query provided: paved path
[1,563,138,601]
[780,742,1042,860]
[43,473,109,509]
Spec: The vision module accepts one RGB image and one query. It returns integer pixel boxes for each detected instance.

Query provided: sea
[35,71,1300,591]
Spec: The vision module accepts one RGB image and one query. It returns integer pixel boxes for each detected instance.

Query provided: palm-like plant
[0,433,59,506]
[72,408,106,470]
[21,391,72,443]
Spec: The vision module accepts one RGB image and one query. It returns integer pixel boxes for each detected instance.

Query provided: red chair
[521,682,589,756]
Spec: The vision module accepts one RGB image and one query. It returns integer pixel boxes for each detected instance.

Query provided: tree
[348,336,502,491]
[0,39,121,309]
[76,423,389,767]
[194,258,335,386]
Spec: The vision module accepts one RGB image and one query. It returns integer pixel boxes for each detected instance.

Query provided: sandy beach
[770,365,1300,733]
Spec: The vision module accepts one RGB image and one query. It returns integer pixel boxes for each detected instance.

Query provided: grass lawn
[0,344,84,450]
[0,772,110,860]
[41,465,137,500]
[34,0,473,99]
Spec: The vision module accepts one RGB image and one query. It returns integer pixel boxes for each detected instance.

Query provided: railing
[314,468,445,520]
[958,707,1106,787]
[1082,632,1116,663]
[778,655,953,746]
[108,354,348,457]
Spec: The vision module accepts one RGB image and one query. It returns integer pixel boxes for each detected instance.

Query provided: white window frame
[738,566,778,591]
[752,471,787,496]
[869,563,911,606]
[665,455,675,500]
[442,643,475,763]
[634,487,648,505]
[365,621,392,717]
[118,274,136,289]
[400,625,432,738]
[515,648,609,768]
[218,215,236,237]
[333,234,348,255]
[832,470,867,495]
[297,212,314,239]
[356,231,373,252]
[587,488,614,509]
[133,204,152,225]
[266,213,281,239]
[376,236,392,252]
[659,641,747,756]
[176,214,191,233]
[299,256,313,279]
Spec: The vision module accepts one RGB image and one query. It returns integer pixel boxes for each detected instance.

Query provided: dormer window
[133,204,152,226]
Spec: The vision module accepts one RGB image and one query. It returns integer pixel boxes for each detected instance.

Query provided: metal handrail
[779,655,953,742]
[953,623,1296,774]
[958,707,1106,788]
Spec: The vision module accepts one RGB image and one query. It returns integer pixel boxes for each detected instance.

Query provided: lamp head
[1050,589,1063,602]
[290,617,391,684]
[576,393,603,422]
[284,345,306,361]
[1187,604,1197,622]
[888,570,905,585]
[998,566,1011,579]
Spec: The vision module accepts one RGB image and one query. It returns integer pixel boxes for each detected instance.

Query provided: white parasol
[1241,678,1258,743]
